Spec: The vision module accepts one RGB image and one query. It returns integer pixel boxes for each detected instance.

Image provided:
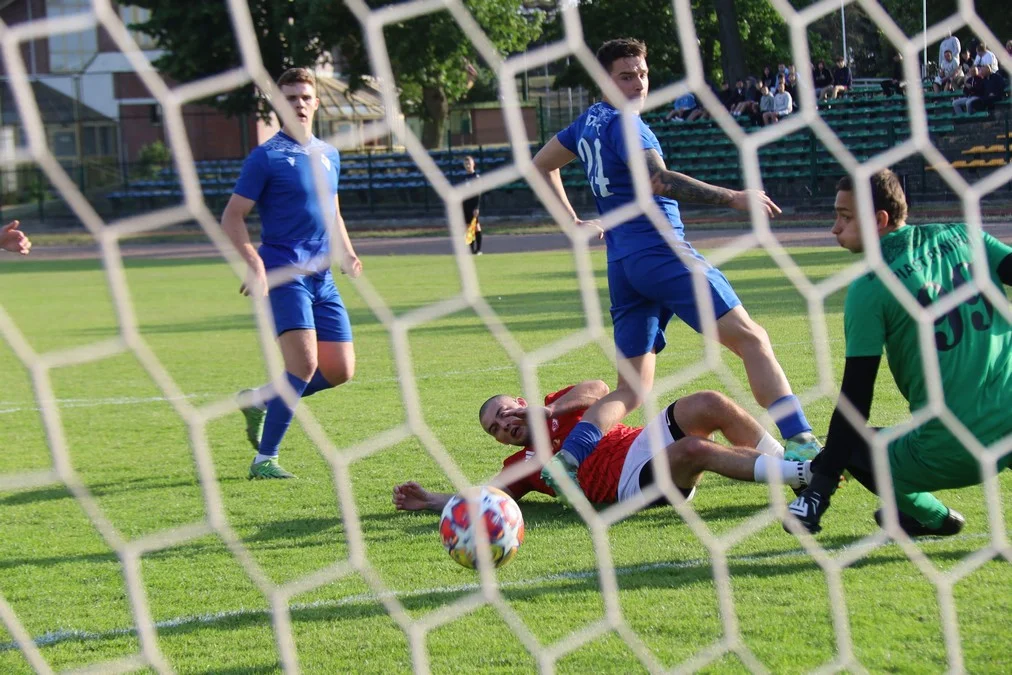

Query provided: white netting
[0,0,1009,672]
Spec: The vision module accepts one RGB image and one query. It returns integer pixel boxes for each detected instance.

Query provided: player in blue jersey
[531,38,820,501]
[222,67,362,479]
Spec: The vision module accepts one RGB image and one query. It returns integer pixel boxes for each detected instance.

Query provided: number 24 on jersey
[577,138,613,198]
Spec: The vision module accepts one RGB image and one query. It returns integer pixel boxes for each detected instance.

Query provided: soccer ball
[439,486,525,569]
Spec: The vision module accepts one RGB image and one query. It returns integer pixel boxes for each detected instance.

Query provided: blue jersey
[556,102,684,262]
[233,131,341,273]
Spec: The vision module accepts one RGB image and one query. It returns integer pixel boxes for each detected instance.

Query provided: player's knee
[322,361,354,386]
[668,437,708,470]
[678,390,730,431]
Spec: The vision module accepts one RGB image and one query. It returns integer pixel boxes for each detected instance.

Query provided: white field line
[0,532,993,652]
[0,338,836,415]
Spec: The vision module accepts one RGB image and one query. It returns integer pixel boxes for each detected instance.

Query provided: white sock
[254,453,277,464]
[755,431,784,458]
[753,456,810,489]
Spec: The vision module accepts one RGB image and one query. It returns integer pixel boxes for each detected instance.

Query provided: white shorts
[617,408,696,503]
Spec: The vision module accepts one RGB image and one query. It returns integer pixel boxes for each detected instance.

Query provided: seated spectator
[980,66,1008,109]
[974,42,999,75]
[939,33,960,70]
[734,78,763,117]
[725,79,746,112]
[761,65,776,89]
[934,49,959,92]
[958,48,974,74]
[776,63,790,83]
[1006,39,1012,55]
[786,72,799,106]
[765,80,794,124]
[665,93,697,121]
[881,53,906,96]
[820,56,852,100]
[953,66,988,114]
[759,84,776,125]
[813,60,834,95]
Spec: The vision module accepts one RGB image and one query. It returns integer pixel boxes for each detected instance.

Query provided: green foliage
[137,140,171,179]
[129,1,543,147]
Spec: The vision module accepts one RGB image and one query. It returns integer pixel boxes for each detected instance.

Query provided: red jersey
[500,387,642,504]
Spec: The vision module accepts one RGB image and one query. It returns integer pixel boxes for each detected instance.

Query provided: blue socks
[302,370,334,398]
[769,394,812,439]
[560,420,604,465]
[258,372,310,457]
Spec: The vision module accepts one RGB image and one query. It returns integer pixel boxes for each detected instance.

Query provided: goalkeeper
[788,169,1012,536]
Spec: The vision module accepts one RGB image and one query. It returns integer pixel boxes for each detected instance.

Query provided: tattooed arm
[645,149,782,216]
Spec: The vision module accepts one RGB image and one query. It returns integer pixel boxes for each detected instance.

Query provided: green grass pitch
[0,245,1009,673]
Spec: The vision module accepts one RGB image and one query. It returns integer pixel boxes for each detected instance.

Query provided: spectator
[665,92,697,121]
[881,53,906,97]
[776,63,789,83]
[1006,39,1012,55]
[820,56,852,100]
[762,65,777,89]
[725,79,746,112]
[958,48,974,73]
[953,66,988,114]
[759,84,776,125]
[938,32,960,70]
[786,72,799,105]
[974,42,998,75]
[769,80,794,124]
[734,77,762,117]
[813,59,833,95]
[980,65,1008,109]
[934,49,959,92]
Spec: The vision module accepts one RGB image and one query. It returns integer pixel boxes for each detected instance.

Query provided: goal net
[0,0,1009,672]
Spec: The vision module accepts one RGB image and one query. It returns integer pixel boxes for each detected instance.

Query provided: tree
[130,0,543,148]
[372,0,543,148]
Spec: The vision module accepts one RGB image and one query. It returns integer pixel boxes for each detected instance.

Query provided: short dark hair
[596,38,647,73]
[836,169,908,225]
[478,395,509,425]
[278,67,316,90]
[977,42,987,51]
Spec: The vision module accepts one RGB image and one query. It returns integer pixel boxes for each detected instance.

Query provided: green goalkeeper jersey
[844,223,1012,447]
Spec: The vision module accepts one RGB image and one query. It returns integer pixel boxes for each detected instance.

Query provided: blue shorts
[608,244,741,358]
[268,270,353,343]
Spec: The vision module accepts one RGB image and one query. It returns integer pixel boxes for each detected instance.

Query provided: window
[51,129,76,158]
[119,5,157,50]
[81,126,118,157]
[47,0,97,73]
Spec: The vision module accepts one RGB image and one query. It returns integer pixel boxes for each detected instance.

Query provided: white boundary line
[0,338,836,416]
[0,532,993,653]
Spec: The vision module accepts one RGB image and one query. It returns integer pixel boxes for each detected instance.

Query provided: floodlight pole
[841,2,847,64]
[923,0,928,71]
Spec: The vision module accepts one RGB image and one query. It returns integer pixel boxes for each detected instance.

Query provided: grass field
[0,245,1009,674]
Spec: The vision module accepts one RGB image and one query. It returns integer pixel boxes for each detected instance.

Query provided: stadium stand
[106,81,1011,215]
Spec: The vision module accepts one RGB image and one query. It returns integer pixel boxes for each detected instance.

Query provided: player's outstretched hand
[393,481,431,511]
[0,220,30,256]
[729,189,782,218]
[574,218,604,240]
[239,265,268,297]
[341,254,363,278]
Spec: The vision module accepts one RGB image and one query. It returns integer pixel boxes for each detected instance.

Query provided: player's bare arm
[645,149,782,217]
[221,193,268,296]
[333,194,362,278]
[502,379,609,421]
[533,137,602,237]
[393,480,517,512]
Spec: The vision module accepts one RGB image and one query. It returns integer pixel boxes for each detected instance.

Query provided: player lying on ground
[787,169,1012,536]
[393,380,812,512]
[222,67,362,480]
[531,38,820,501]
[0,220,30,256]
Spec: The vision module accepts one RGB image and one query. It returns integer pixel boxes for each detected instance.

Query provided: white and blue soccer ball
[439,486,525,569]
